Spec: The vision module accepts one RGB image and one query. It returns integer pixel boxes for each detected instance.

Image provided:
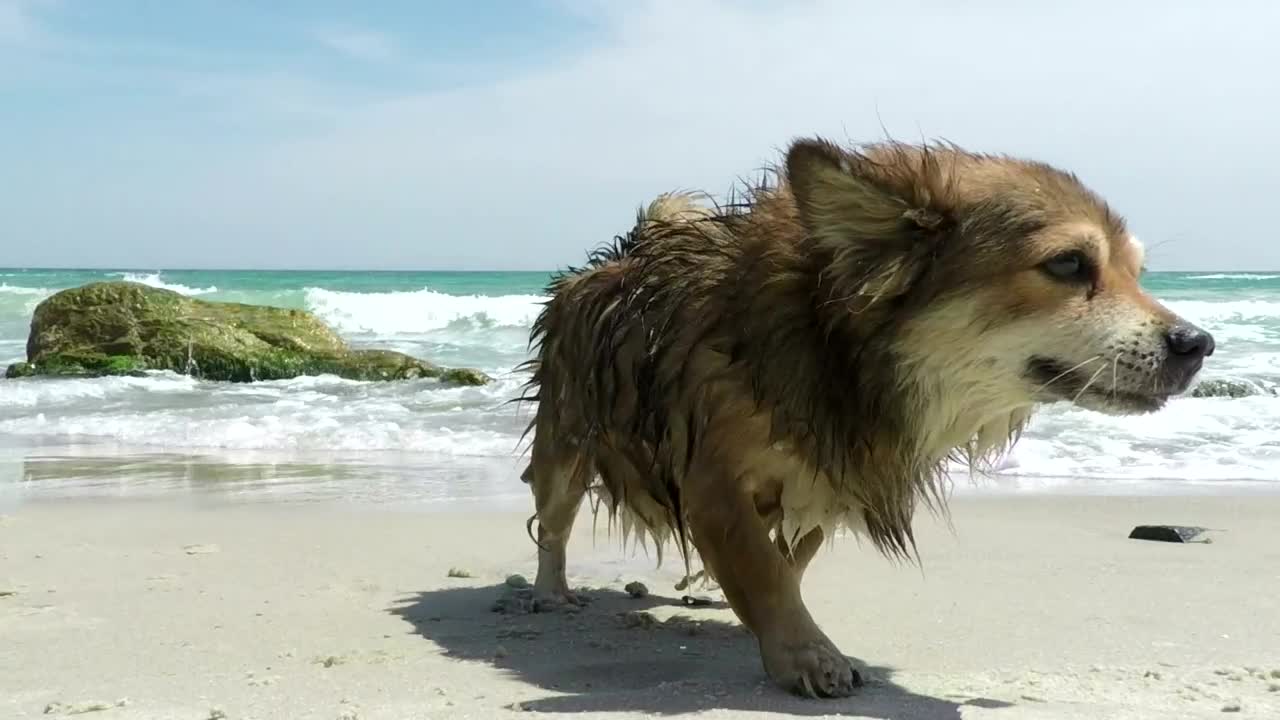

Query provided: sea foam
[1187,273,1280,281]
[304,287,545,334]
[2,269,1279,501]
[115,272,218,295]
[0,371,532,457]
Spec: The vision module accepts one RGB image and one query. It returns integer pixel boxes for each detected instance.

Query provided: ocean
[1,268,1278,508]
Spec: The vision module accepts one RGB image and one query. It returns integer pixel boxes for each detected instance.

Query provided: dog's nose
[1164,322,1215,361]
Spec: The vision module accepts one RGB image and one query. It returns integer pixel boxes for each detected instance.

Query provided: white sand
[2,494,1278,719]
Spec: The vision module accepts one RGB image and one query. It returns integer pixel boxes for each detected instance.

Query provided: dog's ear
[786,138,950,308]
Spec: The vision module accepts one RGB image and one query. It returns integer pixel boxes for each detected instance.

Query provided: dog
[514,137,1214,698]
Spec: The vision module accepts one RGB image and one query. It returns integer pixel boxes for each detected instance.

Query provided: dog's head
[786,137,1213,417]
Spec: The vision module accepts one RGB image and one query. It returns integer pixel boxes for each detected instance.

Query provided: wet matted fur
[514,136,1214,697]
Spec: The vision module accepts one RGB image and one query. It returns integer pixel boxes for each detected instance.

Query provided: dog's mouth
[1026,357,1173,414]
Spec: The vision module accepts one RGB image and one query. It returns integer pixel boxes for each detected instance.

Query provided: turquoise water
[0,268,552,295]
[0,269,552,373]
[1,268,1279,504]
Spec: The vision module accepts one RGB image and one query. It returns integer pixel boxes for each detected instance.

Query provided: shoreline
[3,494,1278,719]
[6,441,1280,515]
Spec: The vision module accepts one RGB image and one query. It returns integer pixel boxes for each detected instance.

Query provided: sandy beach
[1,493,1277,719]
[5,0,1279,716]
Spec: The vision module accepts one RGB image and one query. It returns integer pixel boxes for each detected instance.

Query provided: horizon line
[0,266,560,274]
[2,266,1278,276]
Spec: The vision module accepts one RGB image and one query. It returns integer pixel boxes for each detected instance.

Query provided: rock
[4,281,490,385]
[1191,379,1271,398]
[621,610,658,629]
[490,589,536,615]
[447,567,474,579]
[42,699,129,715]
[1221,701,1241,712]
[681,594,715,607]
[337,698,361,719]
[1128,525,1211,543]
[315,655,346,668]
[505,574,529,589]
[5,362,33,378]
[624,581,649,598]
[246,673,280,687]
[439,367,492,387]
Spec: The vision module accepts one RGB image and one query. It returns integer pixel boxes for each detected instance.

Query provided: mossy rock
[1189,378,1272,398]
[438,367,491,387]
[4,362,33,379]
[4,281,491,385]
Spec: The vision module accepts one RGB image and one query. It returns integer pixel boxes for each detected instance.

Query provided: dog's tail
[587,191,714,266]
[510,191,715,450]
[641,191,715,227]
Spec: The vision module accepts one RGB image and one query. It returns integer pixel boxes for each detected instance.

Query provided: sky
[1,0,1277,272]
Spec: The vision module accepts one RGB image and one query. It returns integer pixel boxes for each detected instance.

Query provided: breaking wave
[1187,273,1280,281]
[303,287,545,335]
[112,272,218,295]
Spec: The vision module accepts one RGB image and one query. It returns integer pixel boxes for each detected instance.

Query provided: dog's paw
[762,637,862,698]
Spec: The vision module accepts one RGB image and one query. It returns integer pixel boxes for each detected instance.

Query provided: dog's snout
[1164,322,1215,361]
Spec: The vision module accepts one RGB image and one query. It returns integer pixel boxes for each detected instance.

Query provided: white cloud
[311,24,397,63]
[0,0,52,47]
[5,0,1280,271]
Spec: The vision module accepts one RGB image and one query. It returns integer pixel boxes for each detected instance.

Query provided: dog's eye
[1041,252,1089,281]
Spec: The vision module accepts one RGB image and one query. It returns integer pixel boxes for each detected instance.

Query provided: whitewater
[1,268,1278,505]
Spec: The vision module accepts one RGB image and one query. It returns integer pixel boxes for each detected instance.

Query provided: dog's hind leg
[525,439,590,607]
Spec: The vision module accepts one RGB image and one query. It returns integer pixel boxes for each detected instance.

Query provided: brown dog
[515,137,1213,697]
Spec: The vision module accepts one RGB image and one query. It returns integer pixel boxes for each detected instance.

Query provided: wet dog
[516,137,1213,697]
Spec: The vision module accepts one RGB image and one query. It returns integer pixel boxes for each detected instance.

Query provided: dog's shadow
[389,584,1013,717]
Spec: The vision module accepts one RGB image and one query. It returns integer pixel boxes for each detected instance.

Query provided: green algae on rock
[4,281,491,385]
[4,362,33,378]
[1190,378,1273,398]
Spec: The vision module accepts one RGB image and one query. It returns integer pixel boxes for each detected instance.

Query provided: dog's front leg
[776,526,825,582]
[685,470,860,698]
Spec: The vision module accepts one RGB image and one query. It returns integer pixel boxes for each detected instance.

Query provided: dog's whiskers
[1034,355,1103,393]
[1110,353,1120,401]
[1072,363,1109,404]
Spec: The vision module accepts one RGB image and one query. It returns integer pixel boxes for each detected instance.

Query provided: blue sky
[2,0,1278,271]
